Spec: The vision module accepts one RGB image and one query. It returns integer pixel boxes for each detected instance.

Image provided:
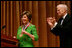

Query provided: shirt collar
[62,13,67,19]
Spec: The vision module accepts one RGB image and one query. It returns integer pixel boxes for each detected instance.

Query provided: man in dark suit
[47,4,72,48]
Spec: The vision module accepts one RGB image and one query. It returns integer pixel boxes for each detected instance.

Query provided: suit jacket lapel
[58,18,63,25]
[62,14,70,26]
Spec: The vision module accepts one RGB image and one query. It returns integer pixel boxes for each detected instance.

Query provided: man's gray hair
[57,4,68,11]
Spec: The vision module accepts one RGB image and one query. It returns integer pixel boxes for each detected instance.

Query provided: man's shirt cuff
[51,22,57,30]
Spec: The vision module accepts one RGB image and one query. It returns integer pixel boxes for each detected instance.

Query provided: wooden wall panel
[46,1,56,47]
[19,1,22,26]
[13,1,16,36]
[16,1,20,36]
[1,1,3,33]
[26,1,32,13]
[66,1,71,15]
[38,1,48,47]
[8,1,11,36]
[10,1,13,36]
[32,1,39,47]
[3,1,6,35]
[6,1,9,36]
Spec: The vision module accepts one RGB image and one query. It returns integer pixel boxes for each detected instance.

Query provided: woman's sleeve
[16,26,24,40]
[31,25,38,41]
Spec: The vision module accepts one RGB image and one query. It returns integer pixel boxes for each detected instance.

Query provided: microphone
[1,25,6,34]
[2,25,6,29]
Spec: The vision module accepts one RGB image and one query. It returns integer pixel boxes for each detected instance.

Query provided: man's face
[57,6,65,17]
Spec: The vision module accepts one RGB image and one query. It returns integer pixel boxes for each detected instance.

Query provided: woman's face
[22,15,29,24]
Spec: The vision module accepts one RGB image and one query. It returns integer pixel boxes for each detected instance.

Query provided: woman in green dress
[16,11,38,47]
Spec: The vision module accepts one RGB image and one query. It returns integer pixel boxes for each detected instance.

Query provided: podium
[1,33,19,47]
